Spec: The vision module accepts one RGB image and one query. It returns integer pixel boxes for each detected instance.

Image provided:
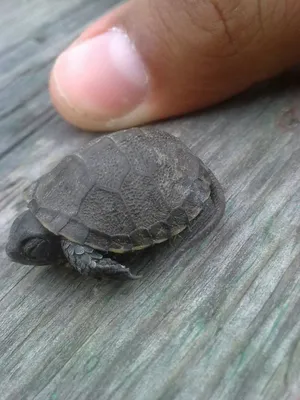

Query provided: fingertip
[50,27,154,131]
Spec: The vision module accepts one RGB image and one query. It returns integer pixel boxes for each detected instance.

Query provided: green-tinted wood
[0,1,299,400]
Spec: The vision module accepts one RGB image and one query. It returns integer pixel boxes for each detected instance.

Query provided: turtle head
[6,210,64,266]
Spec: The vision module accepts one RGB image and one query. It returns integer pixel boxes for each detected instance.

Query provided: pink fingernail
[53,28,148,119]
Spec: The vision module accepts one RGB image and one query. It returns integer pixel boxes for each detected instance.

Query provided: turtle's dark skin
[6,128,225,280]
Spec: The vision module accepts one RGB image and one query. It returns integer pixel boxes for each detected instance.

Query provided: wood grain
[0,1,299,399]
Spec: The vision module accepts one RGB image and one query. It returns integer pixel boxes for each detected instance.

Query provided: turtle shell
[25,128,212,253]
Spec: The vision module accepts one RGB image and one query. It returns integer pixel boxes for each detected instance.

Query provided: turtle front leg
[61,240,140,280]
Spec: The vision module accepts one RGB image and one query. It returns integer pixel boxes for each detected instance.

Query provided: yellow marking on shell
[131,245,148,251]
[52,207,198,254]
[38,221,52,232]
[23,191,29,202]
[190,207,202,219]
[38,220,63,238]
[109,226,189,253]
[109,248,127,254]
[171,226,187,236]
[153,238,167,244]
[111,240,166,253]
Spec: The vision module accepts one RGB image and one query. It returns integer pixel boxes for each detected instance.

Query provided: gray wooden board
[0,1,299,399]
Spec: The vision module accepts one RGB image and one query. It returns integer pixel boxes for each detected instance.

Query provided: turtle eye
[22,237,51,263]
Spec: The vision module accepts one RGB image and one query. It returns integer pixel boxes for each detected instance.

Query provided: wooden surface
[0,1,300,399]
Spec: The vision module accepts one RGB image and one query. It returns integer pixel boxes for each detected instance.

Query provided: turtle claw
[101,265,141,281]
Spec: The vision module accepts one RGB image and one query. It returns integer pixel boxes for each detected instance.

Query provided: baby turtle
[6,128,225,280]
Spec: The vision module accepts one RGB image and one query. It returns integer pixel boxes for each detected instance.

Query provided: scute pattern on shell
[26,128,211,252]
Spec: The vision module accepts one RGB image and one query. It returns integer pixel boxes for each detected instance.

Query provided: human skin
[49,0,300,131]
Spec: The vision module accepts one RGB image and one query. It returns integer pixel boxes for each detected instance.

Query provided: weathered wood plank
[0,1,299,400]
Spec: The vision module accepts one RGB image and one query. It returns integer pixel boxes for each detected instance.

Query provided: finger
[50,0,300,131]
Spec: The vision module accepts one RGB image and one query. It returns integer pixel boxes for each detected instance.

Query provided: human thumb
[50,0,300,131]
